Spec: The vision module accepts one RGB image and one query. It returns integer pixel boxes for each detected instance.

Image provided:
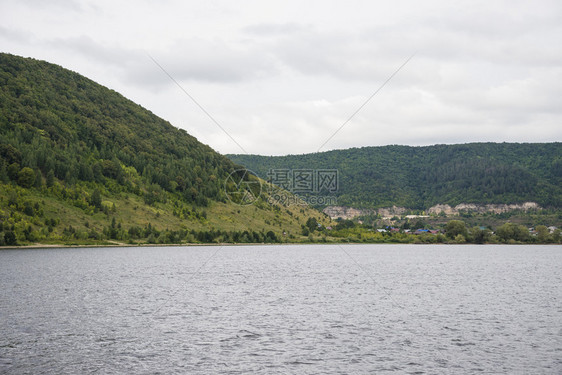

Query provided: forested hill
[0,52,234,205]
[0,53,328,245]
[229,143,562,209]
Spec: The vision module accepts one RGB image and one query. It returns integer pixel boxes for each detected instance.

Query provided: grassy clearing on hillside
[0,179,330,246]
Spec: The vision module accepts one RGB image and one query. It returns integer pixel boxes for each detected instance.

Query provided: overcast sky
[1,0,561,155]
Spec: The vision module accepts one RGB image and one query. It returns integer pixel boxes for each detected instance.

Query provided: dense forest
[0,52,237,205]
[0,53,326,245]
[229,143,562,209]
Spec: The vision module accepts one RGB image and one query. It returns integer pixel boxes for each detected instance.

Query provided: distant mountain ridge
[228,143,562,209]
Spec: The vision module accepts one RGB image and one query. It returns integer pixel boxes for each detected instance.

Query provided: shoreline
[1,242,560,250]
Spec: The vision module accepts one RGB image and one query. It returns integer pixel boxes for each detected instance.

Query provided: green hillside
[0,53,326,245]
[229,143,562,209]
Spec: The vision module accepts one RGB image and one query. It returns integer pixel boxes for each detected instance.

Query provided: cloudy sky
[1,0,561,155]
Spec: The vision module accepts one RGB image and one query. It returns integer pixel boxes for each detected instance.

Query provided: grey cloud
[47,35,136,65]
[0,26,33,43]
[272,29,406,81]
[158,44,271,82]
[41,34,278,88]
[243,23,312,36]
[242,3,562,85]
[12,0,86,12]
[125,39,279,87]
[240,24,423,83]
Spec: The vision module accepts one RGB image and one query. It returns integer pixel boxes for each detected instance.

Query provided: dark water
[0,244,560,374]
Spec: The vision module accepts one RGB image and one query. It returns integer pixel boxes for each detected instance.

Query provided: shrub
[17,167,36,188]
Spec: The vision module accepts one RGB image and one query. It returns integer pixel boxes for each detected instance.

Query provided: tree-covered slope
[0,53,326,245]
[229,143,562,209]
[0,52,233,205]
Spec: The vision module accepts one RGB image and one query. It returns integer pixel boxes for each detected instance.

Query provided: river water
[1,244,561,374]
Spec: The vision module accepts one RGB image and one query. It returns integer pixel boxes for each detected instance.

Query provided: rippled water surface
[1,244,561,374]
